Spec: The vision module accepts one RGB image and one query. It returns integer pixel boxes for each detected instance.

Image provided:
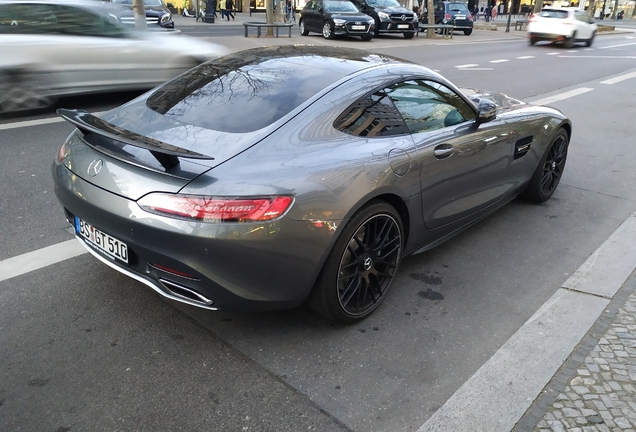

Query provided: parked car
[110,0,175,29]
[0,0,227,113]
[420,1,473,35]
[350,0,418,38]
[299,0,375,40]
[53,45,572,324]
[527,7,597,47]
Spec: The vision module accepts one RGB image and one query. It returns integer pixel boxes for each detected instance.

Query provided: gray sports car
[52,46,571,324]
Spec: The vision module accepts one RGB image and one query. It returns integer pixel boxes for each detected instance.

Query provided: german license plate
[75,217,128,264]
[455,14,465,18]
[397,24,409,28]
[351,25,366,30]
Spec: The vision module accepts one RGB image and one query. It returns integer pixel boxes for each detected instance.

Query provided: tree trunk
[426,0,435,38]
[587,0,596,17]
[532,0,542,13]
[132,0,147,30]
[610,0,618,19]
[265,0,274,36]
[275,0,285,22]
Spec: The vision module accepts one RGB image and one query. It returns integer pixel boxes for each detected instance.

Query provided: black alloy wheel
[299,19,309,35]
[308,201,403,324]
[522,129,569,203]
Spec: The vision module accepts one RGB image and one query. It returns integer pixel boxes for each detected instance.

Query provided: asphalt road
[1,28,636,431]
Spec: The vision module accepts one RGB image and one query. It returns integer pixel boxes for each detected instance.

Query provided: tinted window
[147,53,348,133]
[386,80,475,133]
[325,0,360,12]
[367,0,402,7]
[334,91,409,137]
[447,3,469,12]
[538,10,568,18]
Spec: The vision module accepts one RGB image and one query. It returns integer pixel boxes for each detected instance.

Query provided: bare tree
[426,0,434,38]
[132,0,148,30]
[265,0,274,35]
[587,0,596,17]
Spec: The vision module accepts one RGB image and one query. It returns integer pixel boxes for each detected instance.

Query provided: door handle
[434,144,454,159]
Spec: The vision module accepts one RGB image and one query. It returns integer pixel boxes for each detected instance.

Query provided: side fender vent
[514,136,533,160]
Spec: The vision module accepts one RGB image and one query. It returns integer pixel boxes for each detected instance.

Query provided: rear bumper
[528,32,571,41]
[52,162,338,312]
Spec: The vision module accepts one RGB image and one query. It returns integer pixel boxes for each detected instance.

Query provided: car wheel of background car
[361,34,373,41]
[307,201,403,324]
[463,28,472,35]
[522,129,569,203]
[586,31,596,47]
[529,35,537,45]
[322,21,335,39]
[564,32,575,48]
[0,67,54,114]
[300,20,309,35]
[403,31,414,39]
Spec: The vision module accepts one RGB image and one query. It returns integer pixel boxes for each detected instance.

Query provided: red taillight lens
[469,13,473,20]
[445,13,451,20]
[137,194,293,223]
[57,143,66,162]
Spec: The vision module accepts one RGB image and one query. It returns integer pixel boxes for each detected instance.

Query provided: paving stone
[608,381,623,391]
[615,417,632,428]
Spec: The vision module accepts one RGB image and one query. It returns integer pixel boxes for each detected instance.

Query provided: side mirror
[476,99,497,124]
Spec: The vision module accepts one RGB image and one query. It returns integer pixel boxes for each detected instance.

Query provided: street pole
[505,0,511,31]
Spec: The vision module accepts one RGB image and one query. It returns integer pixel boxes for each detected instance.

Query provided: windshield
[538,9,568,18]
[325,0,360,12]
[112,0,165,6]
[448,3,469,12]
[367,0,402,7]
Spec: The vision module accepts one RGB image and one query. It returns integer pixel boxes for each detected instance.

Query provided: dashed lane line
[530,87,594,106]
[455,63,479,68]
[0,239,87,283]
[600,70,636,84]
[516,55,535,59]
[489,59,509,63]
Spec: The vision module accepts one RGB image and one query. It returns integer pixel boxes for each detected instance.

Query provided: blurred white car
[527,7,597,48]
[0,0,228,113]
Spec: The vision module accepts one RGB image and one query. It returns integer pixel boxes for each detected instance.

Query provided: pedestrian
[491,3,497,20]
[484,5,490,21]
[219,0,226,20]
[472,4,478,20]
[412,0,420,15]
[226,0,235,20]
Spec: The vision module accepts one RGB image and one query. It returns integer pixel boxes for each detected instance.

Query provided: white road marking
[489,59,509,63]
[516,55,535,59]
[559,55,636,59]
[530,87,593,106]
[0,111,107,131]
[0,239,87,282]
[456,67,494,71]
[546,52,559,55]
[419,211,636,432]
[599,41,636,49]
[600,71,636,85]
[455,63,479,68]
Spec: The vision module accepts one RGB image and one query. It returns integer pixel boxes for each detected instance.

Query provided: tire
[360,34,373,41]
[564,32,575,48]
[322,21,335,39]
[464,28,472,35]
[529,36,537,45]
[0,67,53,114]
[586,31,596,47]
[374,19,380,37]
[299,19,309,36]
[522,129,569,203]
[403,31,415,39]
[307,201,403,324]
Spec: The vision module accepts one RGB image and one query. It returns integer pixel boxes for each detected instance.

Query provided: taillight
[445,13,451,20]
[469,13,473,20]
[57,142,66,162]
[137,194,293,223]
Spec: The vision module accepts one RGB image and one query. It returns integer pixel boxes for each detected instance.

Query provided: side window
[51,5,126,38]
[385,79,476,134]
[0,4,58,34]
[334,90,410,137]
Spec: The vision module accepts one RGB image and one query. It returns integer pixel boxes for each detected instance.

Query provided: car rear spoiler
[57,109,214,170]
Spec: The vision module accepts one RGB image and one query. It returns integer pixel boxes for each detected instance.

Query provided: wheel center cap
[551,161,556,170]
[362,256,373,271]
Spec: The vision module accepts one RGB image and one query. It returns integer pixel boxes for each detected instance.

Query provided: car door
[385,79,513,229]
[44,4,163,92]
[574,11,592,39]
[303,0,318,31]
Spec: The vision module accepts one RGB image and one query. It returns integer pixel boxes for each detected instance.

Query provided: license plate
[351,25,366,30]
[455,15,465,19]
[397,24,409,28]
[75,217,128,264]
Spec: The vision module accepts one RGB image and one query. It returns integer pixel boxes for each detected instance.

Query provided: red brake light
[445,13,451,20]
[57,142,66,162]
[137,194,293,223]
[469,13,473,20]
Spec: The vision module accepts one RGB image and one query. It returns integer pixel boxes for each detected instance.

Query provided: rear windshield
[146,52,348,133]
[538,10,569,18]
[448,3,469,12]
